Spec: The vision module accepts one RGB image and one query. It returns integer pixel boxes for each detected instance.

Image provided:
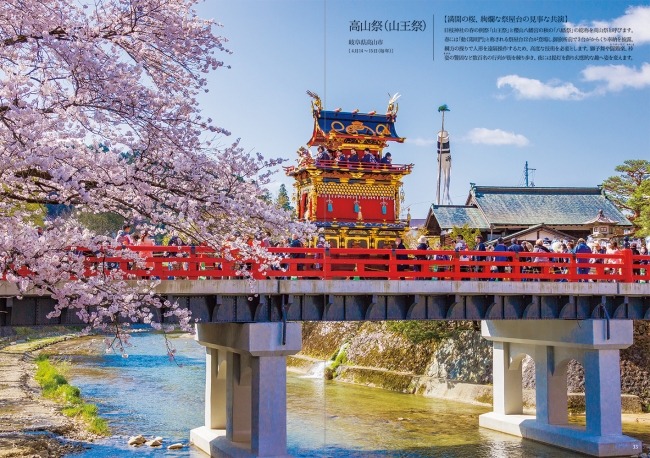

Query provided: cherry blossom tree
[0,0,308,354]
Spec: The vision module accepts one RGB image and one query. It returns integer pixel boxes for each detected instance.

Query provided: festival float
[284,92,413,248]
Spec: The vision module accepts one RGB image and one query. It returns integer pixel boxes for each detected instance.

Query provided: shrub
[34,355,109,436]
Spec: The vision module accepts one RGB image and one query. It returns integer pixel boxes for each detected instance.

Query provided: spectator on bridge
[454,235,467,251]
[574,238,592,282]
[507,238,524,279]
[116,224,132,245]
[493,237,508,275]
[550,241,567,281]
[508,238,523,254]
[139,231,156,273]
[532,239,551,280]
[473,235,487,280]
[414,236,429,279]
[630,242,642,282]
[313,235,328,275]
[432,243,448,279]
[566,241,576,253]
[590,242,607,280]
[606,241,622,279]
[639,245,648,283]
[394,236,408,275]
[520,241,534,281]
[166,232,186,280]
[290,234,305,272]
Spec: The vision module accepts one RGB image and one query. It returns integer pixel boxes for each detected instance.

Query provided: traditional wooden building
[284,93,412,248]
[424,185,633,244]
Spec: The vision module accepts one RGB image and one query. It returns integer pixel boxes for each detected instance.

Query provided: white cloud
[407,137,437,147]
[581,62,650,91]
[565,6,650,46]
[466,128,529,147]
[497,75,588,100]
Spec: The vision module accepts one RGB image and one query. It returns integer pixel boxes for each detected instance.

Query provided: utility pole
[525,161,529,187]
[524,161,536,187]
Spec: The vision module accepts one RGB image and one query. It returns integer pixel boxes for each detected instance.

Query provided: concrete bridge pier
[479,319,642,457]
[190,322,302,458]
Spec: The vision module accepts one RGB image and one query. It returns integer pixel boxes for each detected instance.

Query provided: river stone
[146,437,163,447]
[128,435,146,446]
[167,443,184,450]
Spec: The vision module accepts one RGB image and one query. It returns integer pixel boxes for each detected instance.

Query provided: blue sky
[196,0,650,219]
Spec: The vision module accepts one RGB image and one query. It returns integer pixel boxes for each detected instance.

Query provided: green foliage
[2,201,47,226]
[447,223,482,249]
[601,160,650,229]
[34,355,109,436]
[386,321,479,344]
[76,211,125,236]
[328,344,348,372]
[259,189,273,204]
[276,184,294,213]
[632,179,650,237]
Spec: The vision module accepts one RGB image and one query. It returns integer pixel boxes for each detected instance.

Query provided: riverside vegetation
[34,354,109,436]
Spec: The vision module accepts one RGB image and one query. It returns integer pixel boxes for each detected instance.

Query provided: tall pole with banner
[436,104,451,205]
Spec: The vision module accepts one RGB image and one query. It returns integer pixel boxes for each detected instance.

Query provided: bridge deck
[1,280,648,327]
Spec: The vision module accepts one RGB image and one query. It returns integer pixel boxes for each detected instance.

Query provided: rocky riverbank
[0,334,96,458]
[290,321,650,413]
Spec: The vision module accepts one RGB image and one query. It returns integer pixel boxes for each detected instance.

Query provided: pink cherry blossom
[0,0,314,355]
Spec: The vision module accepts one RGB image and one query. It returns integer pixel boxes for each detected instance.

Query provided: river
[49,332,642,457]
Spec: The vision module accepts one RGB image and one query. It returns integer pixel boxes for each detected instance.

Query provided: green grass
[34,354,109,435]
[327,343,349,374]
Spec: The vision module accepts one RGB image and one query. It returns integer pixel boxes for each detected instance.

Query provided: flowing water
[50,333,643,457]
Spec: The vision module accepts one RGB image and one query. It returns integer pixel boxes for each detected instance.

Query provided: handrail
[4,247,647,283]
[284,160,412,174]
[314,159,412,172]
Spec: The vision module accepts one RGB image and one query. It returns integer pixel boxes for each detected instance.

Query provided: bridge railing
[15,246,643,283]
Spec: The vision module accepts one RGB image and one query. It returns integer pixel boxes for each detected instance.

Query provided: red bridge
[72,246,649,283]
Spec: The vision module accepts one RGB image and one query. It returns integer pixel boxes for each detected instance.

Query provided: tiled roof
[468,186,632,227]
[485,224,575,245]
[430,205,490,230]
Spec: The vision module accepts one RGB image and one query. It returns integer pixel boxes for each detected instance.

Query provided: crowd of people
[41,222,647,282]
[417,234,649,282]
[313,146,393,166]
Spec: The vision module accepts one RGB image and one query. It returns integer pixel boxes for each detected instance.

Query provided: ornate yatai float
[284,92,413,248]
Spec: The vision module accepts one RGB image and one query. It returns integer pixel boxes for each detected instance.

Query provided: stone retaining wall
[291,321,650,413]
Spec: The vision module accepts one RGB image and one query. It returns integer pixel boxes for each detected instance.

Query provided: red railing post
[622,249,634,283]
[452,251,460,281]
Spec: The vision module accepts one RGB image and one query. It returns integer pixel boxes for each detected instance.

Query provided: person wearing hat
[414,236,429,279]
[379,152,392,165]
